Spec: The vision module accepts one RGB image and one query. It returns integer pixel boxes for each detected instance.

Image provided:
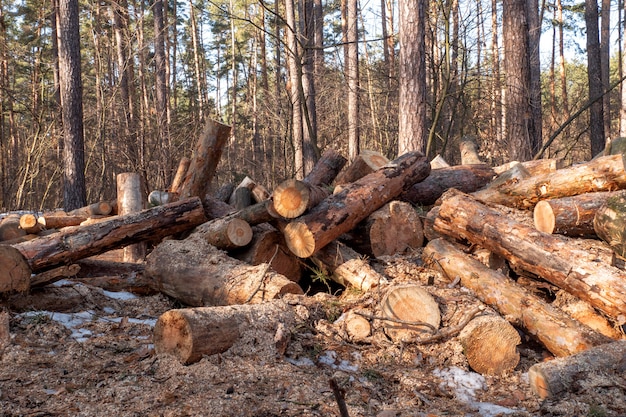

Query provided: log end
[380,285,440,342]
[527,365,552,399]
[0,245,32,293]
[273,179,310,219]
[284,221,316,258]
[153,310,198,365]
[534,200,555,234]
[227,219,254,247]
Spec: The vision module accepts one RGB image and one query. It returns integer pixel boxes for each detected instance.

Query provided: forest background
[0,0,623,211]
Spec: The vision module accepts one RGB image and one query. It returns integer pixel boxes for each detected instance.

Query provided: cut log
[304,148,348,186]
[250,183,270,203]
[594,190,626,258]
[458,314,521,375]
[153,300,304,364]
[423,238,613,356]
[178,119,232,199]
[4,197,206,291]
[30,263,81,286]
[191,217,253,250]
[0,245,31,292]
[534,191,617,237]
[145,235,303,306]
[169,156,190,193]
[311,240,388,291]
[553,290,623,340]
[334,149,390,186]
[472,162,532,203]
[528,340,626,399]
[283,151,431,258]
[231,223,302,282]
[401,164,495,206]
[214,183,236,203]
[117,172,146,263]
[72,259,153,295]
[430,154,450,169]
[0,214,27,241]
[344,200,423,258]
[228,176,257,207]
[37,213,87,230]
[379,284,441,342]
[474,154,626,209]
[68,201,113,217]
[433,189,626,323]
[148,190,178,207]
[459,135,483,165]
[493,158,564,176]
[272,179,330,219]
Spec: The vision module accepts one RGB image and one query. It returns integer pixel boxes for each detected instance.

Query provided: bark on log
[493,158,564,176]
[191,217,253,250]
[553,290,623,340]
[334,149,390,186]
[117,172,146,263]
[458,314,521,375]
[304,148,348,186]
[153,300,305,364]
[4,197,206,291]
[401,164,495,206]
[178,119,232,199]
[433,189,626,323]
[0,214,27,241]
[284,151,431,258]
[30,263,81,287]
[228,176,256,207]
[528,340,626,399]
[231,223,301,282]
[214,183,236,203]
[145,235,303,306]
[344,200,424,258]
[230,186,252,210]
[72,259,154,295]
[534,191,616,237]
[379,284,441,342]
[68,201,113,217]
[423,238,613,356]
[169,157,190,193]
[272,179,330,219]
[311,240,388,291]
[594,190,626,258]
[0,245,31,292]
[459,135,483,165]
[476,154,626,209]
[19,214,43,234]
[37,213,87,230]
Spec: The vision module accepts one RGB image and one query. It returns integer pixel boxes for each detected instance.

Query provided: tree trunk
[145,235,302,307]
[586,0,606,156]
[117,173,146,262]
[346,0,359,162]
[458,135,483,165]
[433,189,626,321]
[283,152,430,258]
[304,148,347,187]
[423,238,613,357]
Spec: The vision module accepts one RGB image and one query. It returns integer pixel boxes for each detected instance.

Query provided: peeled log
[192,217,253,250]
[433,189,626,323]
[458,314,521,375]
[401,164,495,206]
[145,236,302,306]
[594,190,626,258]
[534,191,616,237]
[423,238,612,357]
[459,135,483,165]
[474,154,626,209]
[528,340,626,399]
[154,300,303,364]
[284,151,431,258]
[493,158,564,176]
[553,290,623,340]
[380,285,440,342]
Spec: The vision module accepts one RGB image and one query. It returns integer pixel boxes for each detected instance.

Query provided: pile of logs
[2,120,626,401]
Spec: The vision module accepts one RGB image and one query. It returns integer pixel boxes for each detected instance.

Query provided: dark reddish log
[476,155,626,209]
[534,191,616,237]
[30,264,81,286]
[145,235,302,306]
[493,158,565,176]
[178,119,232,199]
[312,240,387,290]
[401,164,495,206]
[459,135,483,165]
[594,190,626,258]
[192,217,253,250]
[272,179,330,219]
[0,245,31,292]
[423,238,613,357]
[344,200,424,257]
[154,300,304,364]
[334,149,390,186]
[202,196,278,226]
[231,223,301,282]
[304,148,348,186]
[6,197,206,287]
[284,152,431,258]
[433,189,626,322]
[528,340,626,399]
[170,156,191,193]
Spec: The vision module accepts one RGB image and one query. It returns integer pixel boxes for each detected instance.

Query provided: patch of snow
[285,357,316,367]
[317,350,359,372]
[101,290,137,300]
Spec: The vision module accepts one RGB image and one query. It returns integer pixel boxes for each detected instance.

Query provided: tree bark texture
[594,190,626,258]
[334,149,389,186]
[117,172,146,262]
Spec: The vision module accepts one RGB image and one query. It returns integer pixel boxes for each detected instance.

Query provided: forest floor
[1,251,625,417]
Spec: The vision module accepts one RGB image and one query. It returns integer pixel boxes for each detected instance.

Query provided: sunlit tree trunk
[346,0,359,162]
[285,0,304,178]
[620,0,626,137]
[557,0,569,119]
[492,0,503,148]
[189,0,206,119]
[585,0,605,156]
[600,0,610,141]
[154,0,170,186]
[527,0,542,156]
[301,0,318,174]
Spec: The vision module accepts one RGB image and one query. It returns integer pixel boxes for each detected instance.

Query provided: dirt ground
[1,253,625,417]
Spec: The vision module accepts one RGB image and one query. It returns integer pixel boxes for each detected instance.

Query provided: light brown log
[250,183,271,203]
[401,164,495,206]
[68,201,113,217]
[284,151,431,258]
[145,235,303,306]
[458,314,521,375]
[170,156,190,193]
[0,214,26,241]
[117,172,146,263]
[178,119,232,199]
[430,154,450,169]
[553,290,623,340]
[231,223,301,282]
[312,240,388,291]
[594,190,626,258]
[476,154,626,209]
[304,148,348,186]
[38,214,87,230]
[534,191,616,237]
[10,197,206,281]
[528,340,626,399]
[493,158,565,176]
[272,179,330,219]
[0,311,9,348]
[423,238,613,357]
[0,245,31,292]
[19,213,41,234]
[379,284,441,342]
[433,189,626,323]
[422,206,443,242]
[459,135,482,165]
[191,217,253,250]
[472,162,532,203]
[344,200,424,258]
[334,149,390,186]
[342,310,371,341]
[153,300,303,364]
